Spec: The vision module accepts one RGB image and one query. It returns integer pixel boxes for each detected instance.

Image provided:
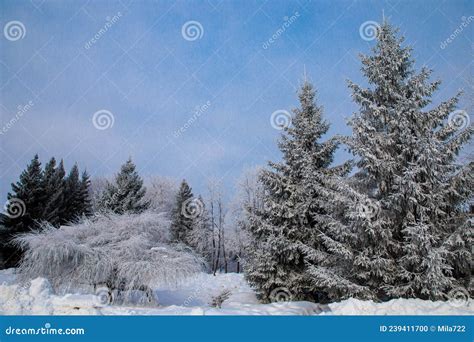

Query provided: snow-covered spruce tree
[245,81,357,302]
[0,155,44,267]
[99,158,150,214]
[345,20,473,300]
[170,180,196,245]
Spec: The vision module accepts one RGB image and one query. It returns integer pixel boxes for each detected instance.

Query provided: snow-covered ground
[0,269,471,315]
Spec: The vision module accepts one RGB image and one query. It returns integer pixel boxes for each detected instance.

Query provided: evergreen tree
[0,155,44,267]
[99,158,150,214]
[244,81,354,302]
[41,157,66,226]
[62,164,82,223]
[344,20,473,300]
[78,170,92,217]
[170,180,196,244]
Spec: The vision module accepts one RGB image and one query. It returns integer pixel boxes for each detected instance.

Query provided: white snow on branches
[14,212,205,300]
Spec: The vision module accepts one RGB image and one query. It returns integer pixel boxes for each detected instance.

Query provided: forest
[0,20,472,313]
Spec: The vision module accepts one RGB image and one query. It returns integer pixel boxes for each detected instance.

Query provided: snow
[0,269,470,316]
[322,297,473,315]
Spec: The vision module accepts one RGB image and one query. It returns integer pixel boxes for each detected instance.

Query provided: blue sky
[0,0,472,199]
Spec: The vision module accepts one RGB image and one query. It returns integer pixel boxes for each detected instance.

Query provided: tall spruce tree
[344,20,473,300]
[0,155,44,267]
[99,158,150,214]
[78,170,92,217]
[244,81,354,302]
[62,164,82,223]
[170,180,196,244]
[41,157,66,226]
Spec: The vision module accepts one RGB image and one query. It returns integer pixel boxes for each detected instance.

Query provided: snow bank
[0,268,16,285]
[322,297,472,315]
[0,271,321,316]
[0,277,100,315]
[151,272,323,315]
[0,270,469,316]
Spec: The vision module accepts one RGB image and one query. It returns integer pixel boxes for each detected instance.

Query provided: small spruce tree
[170,180,196,245]
[99,158,150,214]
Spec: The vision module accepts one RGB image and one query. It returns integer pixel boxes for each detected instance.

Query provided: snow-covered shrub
[14,212,205,303]
[209,289,231,308]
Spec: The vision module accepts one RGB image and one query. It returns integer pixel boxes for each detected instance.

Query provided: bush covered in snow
[14,212,205,302]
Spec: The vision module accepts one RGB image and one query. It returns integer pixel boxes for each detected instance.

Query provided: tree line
[0,155,91,267]
[0,153,233,274]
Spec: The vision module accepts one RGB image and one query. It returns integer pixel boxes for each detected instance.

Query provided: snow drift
[14,212,205,302]
[0,271,470,315]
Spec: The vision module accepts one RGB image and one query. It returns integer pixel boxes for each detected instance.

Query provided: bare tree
[144,176,179,216]
[207,179,228,275]
[226,166,266,273]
